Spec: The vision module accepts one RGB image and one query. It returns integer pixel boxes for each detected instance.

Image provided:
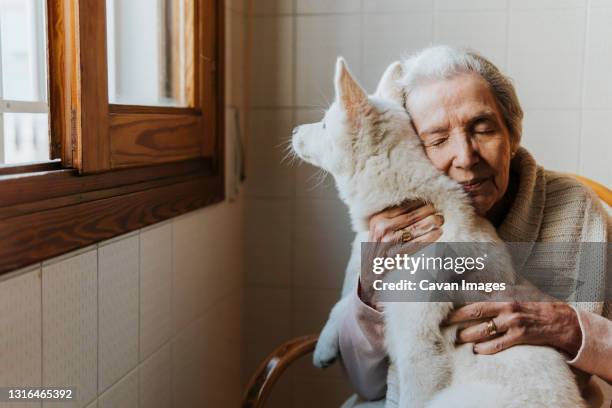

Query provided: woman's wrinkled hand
[444,301,583,358]
[359,200,444,311]
[367,200,444,243]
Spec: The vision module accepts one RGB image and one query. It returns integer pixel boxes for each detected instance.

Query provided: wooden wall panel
[109,113,202,167]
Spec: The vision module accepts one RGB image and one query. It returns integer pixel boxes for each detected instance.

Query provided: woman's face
[406,72,513,217]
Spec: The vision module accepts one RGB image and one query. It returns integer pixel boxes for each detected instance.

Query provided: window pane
[2,112,49,164]
[0,0,47,102]
[0,0,50,165]
[106,0,189,107]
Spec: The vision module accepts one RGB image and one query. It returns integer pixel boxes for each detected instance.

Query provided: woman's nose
[452,134,480,169]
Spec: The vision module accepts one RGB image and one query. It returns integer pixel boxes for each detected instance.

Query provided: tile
[140,218,171,234]
[507,9,585,109]
[139,344,172,408]
[85,400,97,408]
[363,0,433,12]
[292,377,354,408]
[362,13,433,91]
[226,0,245,13]
[434,11,508,70]
[250,16,294,107]
[242,288,291,382]
[292,288,340,337]
[42,250,97,408]
[583,7,612,109]
[172,317,207,408]
[296,15,362,107]
[436,0,507,9]
[520,109,581,174]
[196,203,244,310]
[250,0,294,15]
[171,202,241,322]
[139,223,173,361]
[98,235,139,393]
[41,245,97,268]
[0,262,40,283]
[580,110,612,187]
[245,109,295,198]
[97,230,139,248]
[510,0,586,8]
[510,9,584,50]
[98,369,138,408]
[293,198,353,289]
[0,268,41,408]
[294,109,340,199]
[591,0,612,7]
[244,199,292,287]
[173,210,207,332]
[201,292,242,407]
[296,0,360,14]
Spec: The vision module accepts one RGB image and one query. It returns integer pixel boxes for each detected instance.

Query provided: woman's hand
[445,301,583,357]
[359,200,444,310]
[367,200,444,243]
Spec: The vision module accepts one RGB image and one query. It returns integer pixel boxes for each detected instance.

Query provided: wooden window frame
[0,0,225,275]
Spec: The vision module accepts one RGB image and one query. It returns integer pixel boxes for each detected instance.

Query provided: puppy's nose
[292,126,299,135]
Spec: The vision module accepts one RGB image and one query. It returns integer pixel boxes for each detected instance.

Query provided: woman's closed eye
[471,118,498,135]
[424,136,449,148]
[473,127,495,135]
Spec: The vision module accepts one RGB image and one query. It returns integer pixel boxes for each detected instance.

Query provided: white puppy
[291,58,585,408]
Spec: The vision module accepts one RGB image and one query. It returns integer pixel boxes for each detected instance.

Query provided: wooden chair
[241,175,612,408]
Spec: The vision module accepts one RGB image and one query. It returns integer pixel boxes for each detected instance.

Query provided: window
[106,0,189,107]
[0,0,224,275]
[0,0,50,165]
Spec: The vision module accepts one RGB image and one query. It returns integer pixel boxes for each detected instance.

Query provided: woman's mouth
[461,177,490,193]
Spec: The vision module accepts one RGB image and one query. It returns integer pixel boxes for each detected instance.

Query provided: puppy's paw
[313,342,338,368]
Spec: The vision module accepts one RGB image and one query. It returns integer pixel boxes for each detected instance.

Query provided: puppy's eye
[322,122,326,129]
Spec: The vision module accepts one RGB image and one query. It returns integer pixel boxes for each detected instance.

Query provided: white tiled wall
[98,235,140,394]
[296,15,362,107]
[250,17,294,107]
[0,202,243,408]
[244,1,612,407]
[42,249,98,408]
[138,344,172,408]
[0,267,42,408]
[139,223,173,362]
[97,368,138,408]
[0,2,247,407]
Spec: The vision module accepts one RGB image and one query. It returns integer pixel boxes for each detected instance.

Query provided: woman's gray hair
[401,45,523,149]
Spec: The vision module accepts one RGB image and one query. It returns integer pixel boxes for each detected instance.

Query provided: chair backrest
[570,174,612,206]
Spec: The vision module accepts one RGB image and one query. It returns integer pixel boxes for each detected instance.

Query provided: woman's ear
[334,57,368,128]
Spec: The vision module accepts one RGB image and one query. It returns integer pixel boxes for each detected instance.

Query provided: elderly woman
[338,46,611,407]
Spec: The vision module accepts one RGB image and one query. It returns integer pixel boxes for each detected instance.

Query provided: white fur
[291,58,585,408]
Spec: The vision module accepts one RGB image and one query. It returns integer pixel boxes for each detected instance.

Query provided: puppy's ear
[374,61,405,104]
[334,57,368,128]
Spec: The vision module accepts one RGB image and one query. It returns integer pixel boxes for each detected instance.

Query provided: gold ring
[486,319,497,336]
[400,228,412,243]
